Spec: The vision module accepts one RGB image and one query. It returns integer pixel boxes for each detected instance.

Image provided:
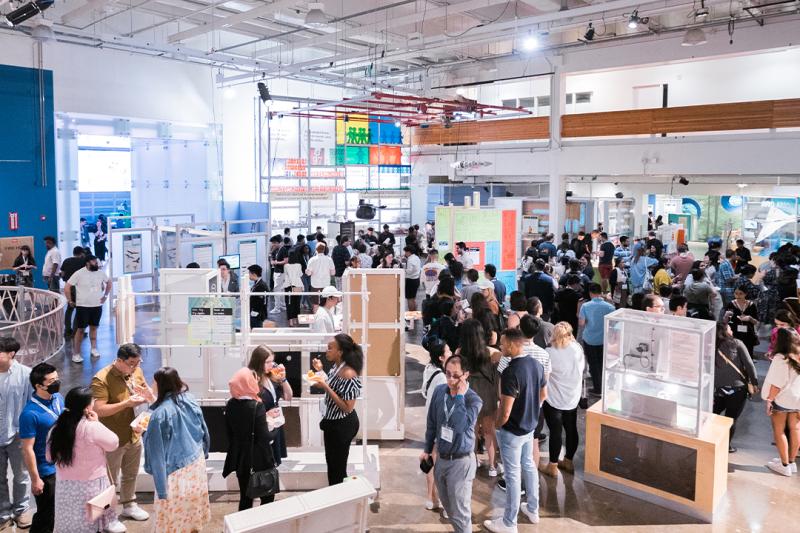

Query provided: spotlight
[304,2,327,27]
[257,82,273,105]
[566,190,573,197]
[615,192,624,199]
[523,34,539,51]
[627,9,648,29]
[678,176,690,186]
[583,22,595,41]
[1,0,54,27]
[695,0,709,20]
[681,27,707,46]
[393,119,401,127]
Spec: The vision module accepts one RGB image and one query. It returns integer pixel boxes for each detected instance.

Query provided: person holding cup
[248,345,292,466]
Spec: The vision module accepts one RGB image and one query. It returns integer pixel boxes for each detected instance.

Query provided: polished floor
[39,301,797,533]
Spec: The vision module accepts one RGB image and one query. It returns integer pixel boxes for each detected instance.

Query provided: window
[77,135,131,192]
[537,95,551,107]
[501,98,518,108]
[575,92,593,104]
[518,97,537,109]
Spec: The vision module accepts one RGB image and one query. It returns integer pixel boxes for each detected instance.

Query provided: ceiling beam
[167,0,297,43]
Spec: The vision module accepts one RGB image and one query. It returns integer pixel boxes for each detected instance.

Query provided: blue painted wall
[0,64,58,284]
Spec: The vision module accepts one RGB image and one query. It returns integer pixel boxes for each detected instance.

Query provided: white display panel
[77,134,132,192]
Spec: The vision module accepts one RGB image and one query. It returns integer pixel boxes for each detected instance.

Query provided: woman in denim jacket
[143,367,210,533]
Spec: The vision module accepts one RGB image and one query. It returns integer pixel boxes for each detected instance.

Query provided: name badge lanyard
[31,396,63,420]
[443,393,459,426]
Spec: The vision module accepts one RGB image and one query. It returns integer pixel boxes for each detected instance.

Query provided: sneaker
[104,519,127,533]
[483,517,517,533]
[13,510,32,529]
[767,461,793,477]
[496,477,526,496]
[497,462,504,475]
[519,504,540,524]
[772,458,798,473]
[488,466,498,477]
[72,353,84,363]
[120,503,149,521]
[91,349,101,358]
[441,509,448,520]
[425,500,440,511]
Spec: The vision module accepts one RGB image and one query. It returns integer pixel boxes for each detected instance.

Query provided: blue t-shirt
[500,356,546,436]
[19,393,64,478]
[579,297,615,346]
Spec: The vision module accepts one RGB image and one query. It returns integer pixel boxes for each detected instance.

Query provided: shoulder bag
[245,402,281,500]
[717,349,757,397]
[86,465,117,524]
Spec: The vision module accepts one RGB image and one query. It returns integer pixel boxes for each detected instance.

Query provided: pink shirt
[48,418,119,481]
[669,253,695,284]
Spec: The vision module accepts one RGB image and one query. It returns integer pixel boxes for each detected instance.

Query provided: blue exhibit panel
[496,271,518,295]
[485,241,501,267]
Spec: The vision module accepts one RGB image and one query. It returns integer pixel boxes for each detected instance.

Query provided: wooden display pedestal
[584,403,732,522]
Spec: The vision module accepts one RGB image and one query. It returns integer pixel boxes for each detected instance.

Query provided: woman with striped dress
[310,333,363,486]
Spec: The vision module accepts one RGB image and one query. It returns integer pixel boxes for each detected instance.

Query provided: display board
[187,296,235,345]
[0,236,33,270]
[351,328,401,377]
[435,206,519,295]
[122,233,143,274]
[346,273,400,324]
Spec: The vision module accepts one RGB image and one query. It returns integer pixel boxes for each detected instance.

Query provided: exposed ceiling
[4,0,800,91]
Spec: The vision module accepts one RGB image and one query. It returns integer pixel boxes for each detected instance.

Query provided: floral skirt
[153,455,211,533]
[54,476,117,533]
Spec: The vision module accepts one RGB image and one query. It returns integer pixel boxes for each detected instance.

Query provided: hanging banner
[187,296,235,345]
[122,233,143,274]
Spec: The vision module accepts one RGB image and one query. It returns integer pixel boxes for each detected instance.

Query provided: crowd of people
[0,333,365,533]
[417,223,800,532]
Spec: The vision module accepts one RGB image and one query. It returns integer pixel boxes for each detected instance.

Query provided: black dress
[259,382,288,465]
[726,300,758,357]
[222,398,276,510]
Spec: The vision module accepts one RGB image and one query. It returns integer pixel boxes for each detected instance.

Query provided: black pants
[31,474,55,533]
[322,411,359,486]
[542,402,579,463]
[235,471,275,511]
[583,342,604,394]
[713,386,748,441]
[287,293,301,320]
[64,286,76,334]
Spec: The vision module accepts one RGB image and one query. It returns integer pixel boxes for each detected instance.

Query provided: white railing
[0,286,66,366]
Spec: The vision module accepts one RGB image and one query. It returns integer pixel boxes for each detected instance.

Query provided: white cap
[321,286,342,298]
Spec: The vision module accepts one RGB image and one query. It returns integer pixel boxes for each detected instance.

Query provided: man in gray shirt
[421,354,482,533]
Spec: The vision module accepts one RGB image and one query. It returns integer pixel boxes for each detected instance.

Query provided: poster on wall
[187,296,235,346]
[0,236,34,270]
[192,244,213,269]
[239,240,258,272]
[160,232,177,268]
[122,233,143,274]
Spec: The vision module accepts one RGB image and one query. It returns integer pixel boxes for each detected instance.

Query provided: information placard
[187,296,235,345]
[238,240,258,272]
[122,233,143,274]
[192,244,213,269]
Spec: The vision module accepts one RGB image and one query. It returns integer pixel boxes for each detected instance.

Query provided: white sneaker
[483,517,517,533]
[488,466,498,477]
[767,461,793,477]
[520,503,540,524]
[441,508,448,519]
[91,349,101,358]
[771,458,798,473]
[497,462,504,475]
[425,500,440,510]
[120,503,149,521]
[104,519,127,533]
[72,353,84,363]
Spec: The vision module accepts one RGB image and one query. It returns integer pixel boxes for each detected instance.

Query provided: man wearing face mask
[65,255,110,363]
[91,343,152,526]
[19,363,62,533]
[247,264,269,329]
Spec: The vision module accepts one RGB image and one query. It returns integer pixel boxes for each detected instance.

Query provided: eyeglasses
[119,358,141,368]
[445,372,464,380]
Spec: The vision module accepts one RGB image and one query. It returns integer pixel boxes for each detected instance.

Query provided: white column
[548,64,566,236]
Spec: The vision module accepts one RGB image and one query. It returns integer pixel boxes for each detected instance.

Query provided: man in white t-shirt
[305,243,335,313]
[65,255,110,363]
[421,249,445,298]
[42,236,61,293]
[311,286,341,334]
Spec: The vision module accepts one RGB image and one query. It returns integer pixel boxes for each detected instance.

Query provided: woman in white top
[306,243,335,313]
[284,246,306,327]
[420,340,450,512]
[541,322,585,477]
[762,327,800,476]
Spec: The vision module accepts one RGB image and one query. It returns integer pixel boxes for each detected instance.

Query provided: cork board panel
[350,327,401,377]
[347,273,401,324]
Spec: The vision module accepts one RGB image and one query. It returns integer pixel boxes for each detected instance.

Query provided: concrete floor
[40,301,798,533]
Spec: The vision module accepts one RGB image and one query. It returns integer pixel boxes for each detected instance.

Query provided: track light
[583,22,595,41]
[304,2,327,27]
[678,176,690,186]
[257,82,272,105]
[627,9,648,29]
[566,190,573,197]
[681,27,707,46]
[695,0,709,20]
[615,192,624,199]
[1,0,54,27]
[523,33,539,51]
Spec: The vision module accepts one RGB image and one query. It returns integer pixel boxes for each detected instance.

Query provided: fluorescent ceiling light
[681,27,707,46]
[305,2,327,27]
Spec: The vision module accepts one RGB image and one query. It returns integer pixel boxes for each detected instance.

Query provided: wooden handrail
[408,98,800,146]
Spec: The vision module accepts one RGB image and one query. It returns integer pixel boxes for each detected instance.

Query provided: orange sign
[501,210,517,271]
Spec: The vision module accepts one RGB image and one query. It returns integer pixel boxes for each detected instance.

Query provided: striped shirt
[323,366,362,420]
[498,342,551,376]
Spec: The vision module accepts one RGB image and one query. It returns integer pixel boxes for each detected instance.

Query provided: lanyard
[31,396,62,420]
[443,393,458,426]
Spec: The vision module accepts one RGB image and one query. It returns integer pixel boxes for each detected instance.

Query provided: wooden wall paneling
[409,116,548,145]
[562,109,654,137]
[652,101,773,133]
[772,99,800,128]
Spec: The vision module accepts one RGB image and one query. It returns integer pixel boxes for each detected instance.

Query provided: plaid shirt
[717,259,736,299]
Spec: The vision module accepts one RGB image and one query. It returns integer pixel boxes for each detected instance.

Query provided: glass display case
[602,309,715,436]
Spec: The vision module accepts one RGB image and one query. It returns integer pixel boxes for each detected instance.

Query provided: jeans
[713,386,748,442]
[496,428,538,527]
[105,440,142,505]
[322,411,359,486]
[30,474,55,533]
[0,437,30,521]
[542,402,579,463]
[271,273,286,311]
[583,342,604,393]
[434,454,476,533]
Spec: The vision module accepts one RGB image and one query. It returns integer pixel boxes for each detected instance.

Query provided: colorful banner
[501,209,517,271]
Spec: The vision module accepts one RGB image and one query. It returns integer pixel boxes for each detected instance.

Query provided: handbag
[717,349,757,397]
[245,402,280,500]
[86,467,117,523]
